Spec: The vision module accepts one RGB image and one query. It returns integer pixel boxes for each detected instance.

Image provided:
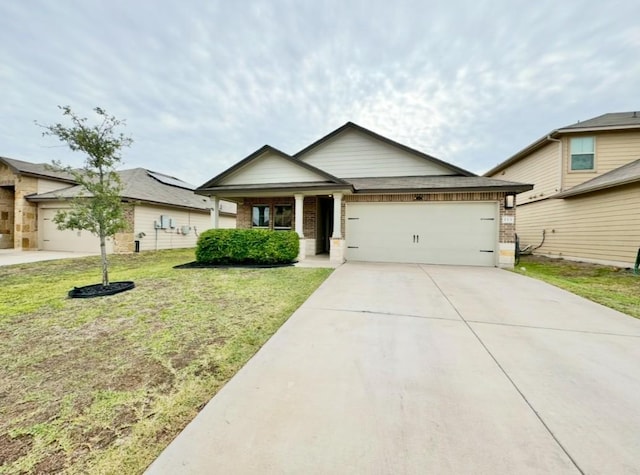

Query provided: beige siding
[563,131,640,190]
[223,152,326,185]
[489,142,559,205]
[299,129,452,177]
[134,204,214,251]
[515,184,640,266]
[37,178,70,194]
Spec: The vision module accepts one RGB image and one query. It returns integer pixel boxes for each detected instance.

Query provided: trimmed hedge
[195,229,299,265]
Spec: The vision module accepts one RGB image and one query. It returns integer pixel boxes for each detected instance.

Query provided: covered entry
[345,202,498,266]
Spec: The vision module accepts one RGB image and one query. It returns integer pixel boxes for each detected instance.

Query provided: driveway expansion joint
[467,319,640,338]
[419,265,586,475]
[305,306,463,322]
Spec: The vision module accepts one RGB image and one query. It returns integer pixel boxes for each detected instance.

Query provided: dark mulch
[173,261,296,269]
[68,281,135,298]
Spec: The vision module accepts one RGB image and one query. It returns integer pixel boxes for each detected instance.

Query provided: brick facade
[236,197,318,238]
[113,204,135,253]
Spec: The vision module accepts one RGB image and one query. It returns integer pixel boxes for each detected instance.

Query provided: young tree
[40,106,133,286]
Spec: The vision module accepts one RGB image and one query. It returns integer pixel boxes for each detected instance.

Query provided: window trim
[251,204,270,228]
[569,136,596,172]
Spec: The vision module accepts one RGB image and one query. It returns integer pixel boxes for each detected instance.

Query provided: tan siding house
[486,112,640,267]
[0,157,236,254]
[197,122,531,267]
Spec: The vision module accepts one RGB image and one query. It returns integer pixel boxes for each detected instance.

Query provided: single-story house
[485,111,640,267]
[196,122,533,267]
[0,156,236,253]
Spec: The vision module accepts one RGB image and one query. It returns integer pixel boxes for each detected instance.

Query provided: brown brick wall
[113,204,135,253]
[236,197,317,237]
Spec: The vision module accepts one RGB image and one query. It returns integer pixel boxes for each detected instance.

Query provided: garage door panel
[39,208,112,253]
[345,202,497,266]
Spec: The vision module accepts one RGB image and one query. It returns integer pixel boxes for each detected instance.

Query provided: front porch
[211,192,347,264]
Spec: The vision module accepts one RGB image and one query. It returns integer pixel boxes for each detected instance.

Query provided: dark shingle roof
[560,112,640,130]
[0,156,76,183]
[555,159,640,198]
[27,168,215,211]
[346,176,532,193]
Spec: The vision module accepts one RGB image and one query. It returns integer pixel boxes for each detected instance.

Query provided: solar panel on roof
[147,171,195,190]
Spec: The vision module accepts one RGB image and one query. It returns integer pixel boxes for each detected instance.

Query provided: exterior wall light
[504,194,515,209]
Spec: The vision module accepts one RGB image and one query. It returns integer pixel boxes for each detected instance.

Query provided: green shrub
[196,229,299,265]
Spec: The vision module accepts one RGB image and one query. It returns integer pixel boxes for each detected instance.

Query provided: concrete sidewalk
[0,249,99,266]
[146,262,640,474]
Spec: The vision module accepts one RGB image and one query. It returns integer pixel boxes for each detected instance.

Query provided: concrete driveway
[0,249,98,266]
[146,262,640,474]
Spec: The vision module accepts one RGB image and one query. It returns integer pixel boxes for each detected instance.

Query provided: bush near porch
[196,229,299,265]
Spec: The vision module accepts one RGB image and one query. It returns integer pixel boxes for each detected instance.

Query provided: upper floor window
[252,205,270,228]
[570,137,595,171]
[273,204,292,230]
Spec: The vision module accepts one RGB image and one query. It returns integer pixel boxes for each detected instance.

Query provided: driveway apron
[146,262,640,475]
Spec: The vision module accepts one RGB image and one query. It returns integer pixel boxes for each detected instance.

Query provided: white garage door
[345,202,498,266]
[39,208,112,253]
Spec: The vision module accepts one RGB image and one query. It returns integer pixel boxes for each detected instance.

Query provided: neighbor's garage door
[345,202,498,266]
[39,208,112,253]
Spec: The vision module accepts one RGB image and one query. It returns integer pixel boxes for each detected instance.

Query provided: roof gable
[295,122,475,178]
[198,145,346,189]
[0,156,76,183]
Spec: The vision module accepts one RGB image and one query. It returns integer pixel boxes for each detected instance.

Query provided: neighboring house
[485,111,640,267]
[0,156,236,253]
[196,122,532,267]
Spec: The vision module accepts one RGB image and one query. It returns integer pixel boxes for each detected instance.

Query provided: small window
[570,137,595,171]
[252,205,270,228]
[273,204,292,230]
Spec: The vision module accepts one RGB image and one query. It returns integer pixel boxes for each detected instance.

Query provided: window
[570,137,595,171]
[273,204,292,230]
[252,205,270,228]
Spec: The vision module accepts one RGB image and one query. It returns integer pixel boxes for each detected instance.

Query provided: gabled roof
[559,112,640,131]
[294,122,476,177]
[485,111,640,176]
[554,158,640,198]
[197,145,348,192]
[28,168,215,212]
[0,156,76,183]
[346,176,532,194]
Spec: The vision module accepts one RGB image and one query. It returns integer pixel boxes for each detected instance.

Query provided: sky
[2,0,639,186]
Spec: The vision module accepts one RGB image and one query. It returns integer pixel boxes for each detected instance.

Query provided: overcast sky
[2,0,639,186]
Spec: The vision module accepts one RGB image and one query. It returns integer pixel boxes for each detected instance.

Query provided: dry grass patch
[0,249,332,474]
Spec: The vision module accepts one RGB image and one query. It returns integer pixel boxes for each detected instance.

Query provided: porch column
[294,194,304,238]
[332,192,342,238]
[210,196,219,229]
[294,193,306,261]
[330,192,345,264]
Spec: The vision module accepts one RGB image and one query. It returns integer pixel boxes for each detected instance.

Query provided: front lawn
[0,249,332,474]
[514,255,640,318]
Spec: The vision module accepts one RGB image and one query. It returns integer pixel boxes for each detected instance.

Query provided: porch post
[210,196,219,229]
[332,192,342,238]
[294,193,306,261]
[330,192,345,263]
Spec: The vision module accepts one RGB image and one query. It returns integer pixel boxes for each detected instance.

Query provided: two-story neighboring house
[485,112,640,267]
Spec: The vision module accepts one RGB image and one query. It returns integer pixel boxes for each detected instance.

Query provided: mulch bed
[68,281,135,298]
[173,261,296,269]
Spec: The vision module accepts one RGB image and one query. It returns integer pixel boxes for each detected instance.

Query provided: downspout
[547,134,562,193]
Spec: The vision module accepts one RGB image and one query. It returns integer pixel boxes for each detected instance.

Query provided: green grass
[514,255,640,318]
[0,249,333,474]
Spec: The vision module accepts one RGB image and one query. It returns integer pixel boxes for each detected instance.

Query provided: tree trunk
[100,234,109,286]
